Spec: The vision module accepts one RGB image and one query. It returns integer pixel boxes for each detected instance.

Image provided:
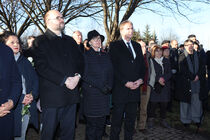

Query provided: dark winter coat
[82,48,113,117]
[14,54,39,136]
[0,43,22,140]
[175,51,208,103]
[33,29,84,108]
[170,48,179,72]
[150,57,172,102]
[109,40,146,103]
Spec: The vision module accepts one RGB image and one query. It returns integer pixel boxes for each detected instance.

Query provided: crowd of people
[0,9,210,140]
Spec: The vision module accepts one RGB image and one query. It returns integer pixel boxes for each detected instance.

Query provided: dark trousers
[41,104,76,140]
[149,102,168,119]
[110,102,138,140]
[85,116,106,140]
[0,113,14,140]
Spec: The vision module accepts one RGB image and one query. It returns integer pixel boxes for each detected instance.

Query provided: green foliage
[152,30,158,43]
[132,30,141,41]
[142,24,152,45]
[142,24,158,45]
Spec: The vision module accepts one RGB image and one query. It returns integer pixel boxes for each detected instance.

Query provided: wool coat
[33,29,84,108]
[0,43,22,140]
[14,54,39,136]
[175,51,208,103]
[82,48,113,117]
[149,57,172,102]
[109,40,146,103]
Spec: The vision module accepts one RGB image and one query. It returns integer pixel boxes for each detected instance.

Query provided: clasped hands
[125,79,143,90]
[0,100,14,117]
[65,75,80,90]
[22,94,33,105]
[158,77,165,86]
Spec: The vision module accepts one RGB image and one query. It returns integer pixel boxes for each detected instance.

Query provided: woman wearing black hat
[81,30,113,140]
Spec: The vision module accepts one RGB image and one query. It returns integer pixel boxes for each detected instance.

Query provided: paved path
[27,123,208,140]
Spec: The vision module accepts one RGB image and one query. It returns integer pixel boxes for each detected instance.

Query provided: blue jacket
[0,43,22,140]
[14,54,39,136]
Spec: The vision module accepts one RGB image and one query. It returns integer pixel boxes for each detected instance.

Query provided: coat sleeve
[109,42,129,85]
[136,43,146,81]
[27,60,39,99]
[33,38,66,86]
[106,54,114,89]
[178,54,196,81]
[162,58,172,82]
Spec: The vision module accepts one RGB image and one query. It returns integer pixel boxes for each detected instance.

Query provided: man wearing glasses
[33,10,84,140]
[176,39,207,128]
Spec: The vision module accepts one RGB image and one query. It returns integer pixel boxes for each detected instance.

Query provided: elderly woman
[81,30,113,140]
[148,45,172,128]
[176,39,208,128]
[0,31,39,140]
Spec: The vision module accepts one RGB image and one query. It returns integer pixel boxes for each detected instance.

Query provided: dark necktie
[127,42,133,57]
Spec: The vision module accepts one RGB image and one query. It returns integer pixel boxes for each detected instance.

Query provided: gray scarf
[184,50,200,94]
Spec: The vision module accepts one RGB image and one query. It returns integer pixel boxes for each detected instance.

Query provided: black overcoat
[175,51,208,103]
[82,48,113,116]
[109,40,146,103]
[33,29,84,108]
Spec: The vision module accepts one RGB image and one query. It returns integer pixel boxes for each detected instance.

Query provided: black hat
[87,30,105,42]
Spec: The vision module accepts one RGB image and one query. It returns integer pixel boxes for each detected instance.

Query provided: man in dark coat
[109,20,146,140]
[175,39,208,127]
[33,10,84,140]
[0,43,22,140]
[168,40,179,112]
[72,30,85,53]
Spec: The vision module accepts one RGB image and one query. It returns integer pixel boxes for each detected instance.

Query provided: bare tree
[100,0,210,44]
[159,28,179,43]
[19,0,102,33]
[0,0,32,37]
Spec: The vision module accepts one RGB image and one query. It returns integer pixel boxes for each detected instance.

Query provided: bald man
[72,30,85,53]
[33,10,84,140]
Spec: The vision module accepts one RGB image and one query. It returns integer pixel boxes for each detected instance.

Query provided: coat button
[0,89,2,92]
[89,85,92,88]
[131,60,134,63]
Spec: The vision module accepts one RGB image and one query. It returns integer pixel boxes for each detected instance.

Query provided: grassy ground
[166,93,210,139]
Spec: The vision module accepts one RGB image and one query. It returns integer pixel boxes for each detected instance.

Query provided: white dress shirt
[122,38,136,59]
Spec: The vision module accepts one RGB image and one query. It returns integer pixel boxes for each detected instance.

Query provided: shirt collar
[14,52,20,61]
[122,37,131,46]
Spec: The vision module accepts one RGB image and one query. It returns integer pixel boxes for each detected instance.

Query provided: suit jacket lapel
[131,40,139,60]
[119,40,134,60]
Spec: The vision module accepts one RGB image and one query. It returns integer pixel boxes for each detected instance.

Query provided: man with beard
[33,10,84,140]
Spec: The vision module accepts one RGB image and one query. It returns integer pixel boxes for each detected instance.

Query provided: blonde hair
[151,45,162,58]
[119,20,133,31]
